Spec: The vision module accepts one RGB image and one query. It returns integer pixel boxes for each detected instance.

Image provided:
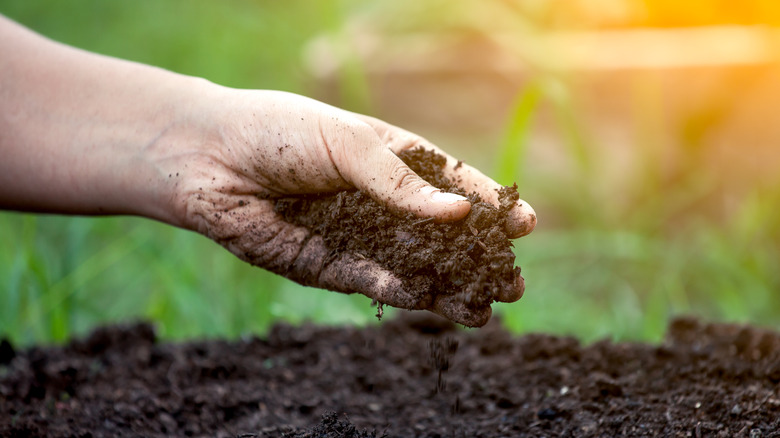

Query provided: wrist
[130,76,228,227]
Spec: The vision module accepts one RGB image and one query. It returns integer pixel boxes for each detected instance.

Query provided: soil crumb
[274,147,520,319]
[3,315,780,437]
[284,412,376,438]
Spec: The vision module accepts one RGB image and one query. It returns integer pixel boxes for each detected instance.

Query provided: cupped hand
[173,89,536,326]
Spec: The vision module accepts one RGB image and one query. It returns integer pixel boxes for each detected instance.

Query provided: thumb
[324,117,471,222]
[354,145,471,222]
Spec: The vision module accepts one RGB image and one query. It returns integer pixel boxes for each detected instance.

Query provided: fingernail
[431,191,468,205]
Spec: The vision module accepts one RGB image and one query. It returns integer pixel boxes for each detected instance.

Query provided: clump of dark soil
[274,147,520,317]
[3,315,780,437]
[286,412,375,438]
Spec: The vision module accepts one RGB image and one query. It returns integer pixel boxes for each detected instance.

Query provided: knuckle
[288,236,328,287]
[388,164,423,192]
[327,118,377,153]
[386,132,423,153]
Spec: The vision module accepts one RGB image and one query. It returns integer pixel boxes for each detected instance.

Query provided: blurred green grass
[2,1,780,345]
[495,75,780,342]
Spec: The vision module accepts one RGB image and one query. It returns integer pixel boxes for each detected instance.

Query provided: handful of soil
[274,147,521,325]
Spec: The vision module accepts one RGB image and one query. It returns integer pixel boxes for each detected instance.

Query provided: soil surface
[274,147,521,323]
[3,315,780,437]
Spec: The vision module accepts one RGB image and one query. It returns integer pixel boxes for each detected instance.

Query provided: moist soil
[3,315,780,437]
[274,147,521,320]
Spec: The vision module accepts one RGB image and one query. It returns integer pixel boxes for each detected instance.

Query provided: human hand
[0,16,533,326]
[165,89,537,326]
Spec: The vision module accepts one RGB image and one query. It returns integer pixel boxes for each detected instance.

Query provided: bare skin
[0,15,536,326]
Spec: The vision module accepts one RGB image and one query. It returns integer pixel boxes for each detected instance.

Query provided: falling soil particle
[274,147,521,319]
[429,337,459,393]
[3,315,780,437]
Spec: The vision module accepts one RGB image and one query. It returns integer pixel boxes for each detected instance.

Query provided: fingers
[444,159,537,238]
[431,294,493,328]
[294,236,433,310]
[293,230,517,327]
[271,224,504,325]
[353,114,537,238]
[428,268,523,327]
[322,117,471,223]
[495,270,525,303]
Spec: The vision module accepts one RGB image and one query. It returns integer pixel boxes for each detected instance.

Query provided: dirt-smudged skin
[274,147,522,326]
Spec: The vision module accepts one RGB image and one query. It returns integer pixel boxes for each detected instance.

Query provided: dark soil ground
[3,314,780,437]
[274,147,521,324]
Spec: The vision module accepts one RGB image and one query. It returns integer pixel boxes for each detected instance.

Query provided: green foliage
[494,81,542,188]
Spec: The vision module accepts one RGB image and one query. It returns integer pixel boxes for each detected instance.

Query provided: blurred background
[2,0,780,345]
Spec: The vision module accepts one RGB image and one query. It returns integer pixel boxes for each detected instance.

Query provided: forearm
[0,15,215,224]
